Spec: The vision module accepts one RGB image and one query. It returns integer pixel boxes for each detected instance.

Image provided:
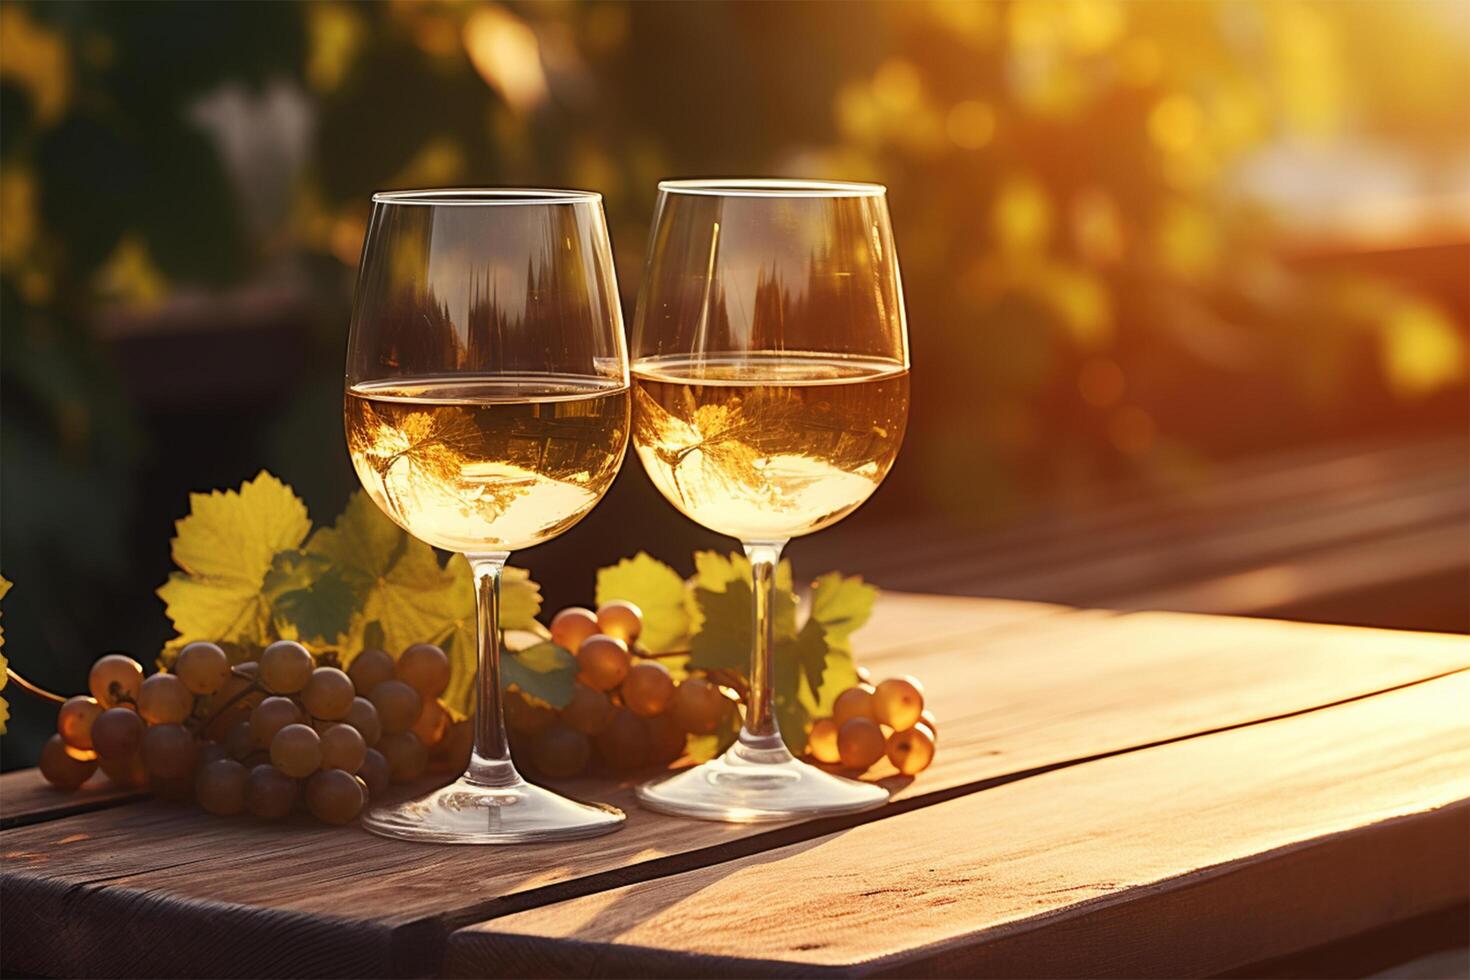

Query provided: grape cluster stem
[6,667,66,705]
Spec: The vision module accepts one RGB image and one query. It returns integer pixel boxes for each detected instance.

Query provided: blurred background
[3,0,1467,763]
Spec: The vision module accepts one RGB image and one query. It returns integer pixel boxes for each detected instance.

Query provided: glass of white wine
[345,189,630,843]
[631,179,910,821]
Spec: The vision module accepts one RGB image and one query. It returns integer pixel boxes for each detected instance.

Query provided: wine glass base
[635,739,889,823]
[361,772,625,844]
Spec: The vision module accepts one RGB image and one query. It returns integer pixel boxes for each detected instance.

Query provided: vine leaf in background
[155,473,550,715]
[156,471,312,648]
[595,551,692,653]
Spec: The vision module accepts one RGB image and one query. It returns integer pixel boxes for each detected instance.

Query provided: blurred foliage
[1,1,1467,756]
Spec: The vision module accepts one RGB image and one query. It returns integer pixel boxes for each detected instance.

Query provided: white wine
[632,353,908,540]
[346,375,629,553]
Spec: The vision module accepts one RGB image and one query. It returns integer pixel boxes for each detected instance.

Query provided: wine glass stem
[740,539,789,755]
[466,552,519,788]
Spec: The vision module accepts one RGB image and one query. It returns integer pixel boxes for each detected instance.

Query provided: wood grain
[2,596,1465,978]
[447,672,1470,978]
[798,435,1468,622]
[0,768,144,830]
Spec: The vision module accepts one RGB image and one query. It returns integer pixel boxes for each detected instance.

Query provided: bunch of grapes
[806,671,936,776]
[39,640,472,826]
[507,600,936,781]
[507,600,739,778]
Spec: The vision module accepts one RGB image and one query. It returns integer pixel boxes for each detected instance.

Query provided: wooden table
[3,593,1467,978]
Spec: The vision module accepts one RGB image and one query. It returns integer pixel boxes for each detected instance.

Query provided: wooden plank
[2,602,1466,978]
[801,436,1468,617]
[446,672,1470,979]
[0,768,144,830]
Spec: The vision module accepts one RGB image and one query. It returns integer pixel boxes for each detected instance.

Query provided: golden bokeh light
[463,5,549,115]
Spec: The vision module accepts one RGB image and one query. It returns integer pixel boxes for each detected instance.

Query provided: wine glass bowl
[630,179,910,821]
[344,188,629,843]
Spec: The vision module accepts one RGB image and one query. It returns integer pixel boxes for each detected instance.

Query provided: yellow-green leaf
[690,550,797,638]
[502,640,577,707]
[808,572,877,653]
[267,551,357,644]
[156,471,312,645]
[498,564,542,633]
[308,491,541,716]
[596,551,691,652]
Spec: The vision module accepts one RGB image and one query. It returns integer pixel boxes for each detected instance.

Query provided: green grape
[530,725,591,778]
[595,600,643,645]
[347,648,395,694]
[342,697,382,747]
[377,731,428,783]
[560,683,612,736]
[396,644,450,699]
[138,673,194,726]
[368,679,422,736]
[885,722,935,775]
[549,607,598,652]
[88,654,143,707]
[39,734,97,789]
[504,691,556,735]
[668,676,731,735]
[224,720,254,760]
[270,723,322,778]
[832,684,877,726]
[196,758,249,815]
[250,696,303,748]
[140,724,199,781]
[175,642,230,695]
[919,709,938,738]
[807,717,841,764]
[410,697,449,747]
[99,752,147,789]
[836,717,885,771]
[91,707,145,760]
[246,764,297,820]
[259,640,314,694]
[431,719,473,774]
[646,713,687,766]
[575,634,630,691]
[301,667,355,721]
[356,748,390,798]
[203,663,263,740]
[594,707,650,771]
[320,723,367,773]
[872,676,925,731]
[306,769,365,825]
[57,696,102,751]
[621,662,674,718]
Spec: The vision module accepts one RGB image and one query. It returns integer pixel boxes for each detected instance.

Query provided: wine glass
[344,189,630,843]
[630,179,910,821]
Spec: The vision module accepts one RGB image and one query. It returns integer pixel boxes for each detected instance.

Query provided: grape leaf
[307,491,543,715]
[265,551,357,645]
[595,551,691,652]
[501,640,577,708]
[688,579,834,755]
[773,617,831,754]
[691,550,797,638]
[156,471,312,645]
[808,572,877,653]
[0,575,10,734]
[687,580,754,674]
